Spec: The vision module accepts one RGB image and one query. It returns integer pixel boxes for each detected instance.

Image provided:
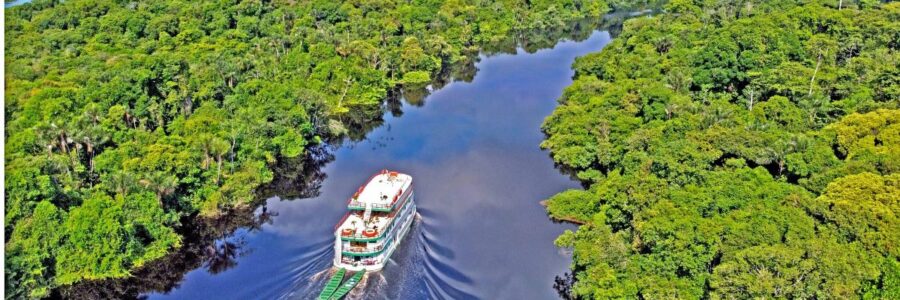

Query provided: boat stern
[334,257,386,272]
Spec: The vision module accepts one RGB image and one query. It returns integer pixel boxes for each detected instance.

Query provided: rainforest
[4,0,898,299]
[543,0,899,298]
[4,0,624,297]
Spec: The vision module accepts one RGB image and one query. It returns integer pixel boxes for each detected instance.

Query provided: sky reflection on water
[148,30,613,300]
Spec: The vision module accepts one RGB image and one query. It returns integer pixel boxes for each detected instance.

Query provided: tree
[54,193,180,285]
[139,172,179,207]
[808,172,900,257]
[6,201,62,299]
[542,1,899,298]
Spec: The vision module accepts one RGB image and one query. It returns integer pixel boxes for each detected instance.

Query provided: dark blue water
[147,30,613,300]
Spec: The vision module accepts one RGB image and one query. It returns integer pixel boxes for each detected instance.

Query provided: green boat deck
[317,268,364,300]
[316,268,346,300]
[330,271,365,299]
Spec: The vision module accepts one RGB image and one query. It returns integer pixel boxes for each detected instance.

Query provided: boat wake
[276,239,334,299]
[308,266,337,283]
[343,273,372,300]
[281,208,478,300]
[343,208,478,300]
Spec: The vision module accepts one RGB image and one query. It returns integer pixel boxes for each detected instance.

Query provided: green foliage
[808,172,899,257]
[401,71,432,85]
[826,109,900,174]
[547,189,597,223]
[543,1,900,298]
[5,0,614,296]
[6,202,63,299]
[55,193,180,285]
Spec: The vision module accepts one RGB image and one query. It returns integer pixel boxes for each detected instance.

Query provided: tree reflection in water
[554,272,577,300]
[55,206,276,300]
[54,11,652,299]
[54,147,327,300]
[394,11,638,110]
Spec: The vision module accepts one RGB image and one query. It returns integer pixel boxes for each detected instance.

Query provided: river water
[5,7,643,299]
[129,22,617,300]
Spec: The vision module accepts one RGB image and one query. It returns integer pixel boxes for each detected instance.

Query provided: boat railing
[340,201,414,241]
[340,257,378,265]
[347,200,393,210]
[343,243,385,254]
[341,220,394,241]
[347,186,413,211]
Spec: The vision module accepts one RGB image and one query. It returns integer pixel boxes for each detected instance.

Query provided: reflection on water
[4,0,33,8]
[554,272,577,300]
[59,13,644,300]
[55,147,333,299]
[56,205,277,299]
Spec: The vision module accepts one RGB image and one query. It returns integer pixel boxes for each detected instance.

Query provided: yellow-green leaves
[543,1,899,298]
[55,193,179,285]
[826,109,900,164]
[547,189,597,224]
[813,173,900,257]
[6,201,63,299]
[400,71,431,85]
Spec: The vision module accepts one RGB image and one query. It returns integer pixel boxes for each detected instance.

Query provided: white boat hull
[334,204,415,272]
[333,185,416,272]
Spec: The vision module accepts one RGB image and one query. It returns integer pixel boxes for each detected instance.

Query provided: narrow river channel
[141,22,617,300]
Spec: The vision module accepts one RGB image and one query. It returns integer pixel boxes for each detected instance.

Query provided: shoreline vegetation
[4,0,661,298]
[540,199,586,225]
[53,15,636,298]
[543,1,899,298]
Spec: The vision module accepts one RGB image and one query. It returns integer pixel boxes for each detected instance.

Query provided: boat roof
[355,171,412,206]
[335,170,412,234]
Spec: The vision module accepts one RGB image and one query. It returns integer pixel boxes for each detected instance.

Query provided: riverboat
[332,169,416,272]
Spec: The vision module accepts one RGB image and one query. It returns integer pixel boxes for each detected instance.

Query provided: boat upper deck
[347,171,412,210]
[335,170,413,241]
[338,211,392,240]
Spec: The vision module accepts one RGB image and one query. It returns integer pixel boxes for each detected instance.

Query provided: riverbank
[541,1,900,298]
[49,13,641,299]
[5,1,622,297]
[539,200,586,225]
[144,25,617,300]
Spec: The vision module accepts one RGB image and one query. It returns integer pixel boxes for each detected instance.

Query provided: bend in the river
[59,12,643,300]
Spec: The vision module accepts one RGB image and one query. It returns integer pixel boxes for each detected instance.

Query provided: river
[59,15,629,300]
[4,0,32,8]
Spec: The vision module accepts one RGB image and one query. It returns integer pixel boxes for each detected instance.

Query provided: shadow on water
[54,145,334,299]
[257,146,335,200]
[56,11,650,300]
[554,272,578,300]
[55,206,274,299]
[396,12,637,111]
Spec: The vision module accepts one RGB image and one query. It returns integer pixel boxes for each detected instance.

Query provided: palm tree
[34,123,57,157]
[140,172,179,207]
[82,103,103,125]
[664,103,680,120]
[759,137,798,177]
[50,122,70,154]
[702,105,734,129]
[79,125,107,174]
[108,171,136,196]
[799,96,833,127]
[196,134,216,170]
[210,138,230,184]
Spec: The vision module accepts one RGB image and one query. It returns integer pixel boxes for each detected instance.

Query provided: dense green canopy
[543,0,899,298]
[4,0,622,298]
